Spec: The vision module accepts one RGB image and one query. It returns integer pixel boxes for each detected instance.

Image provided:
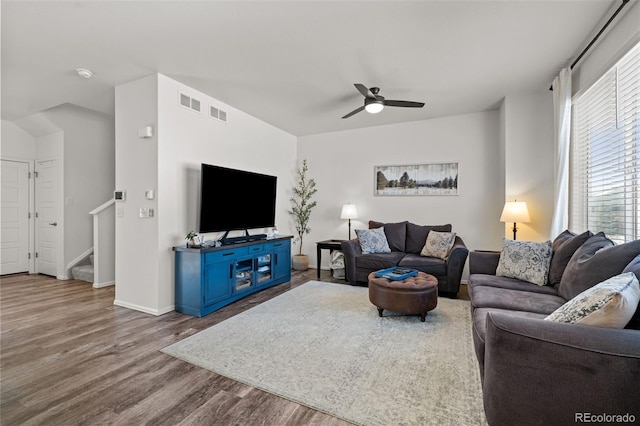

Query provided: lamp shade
[340,204,359,220]
[500,201,531,223]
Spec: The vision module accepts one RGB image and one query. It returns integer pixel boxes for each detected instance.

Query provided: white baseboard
[113,299,175,316]
[93,280,115,288]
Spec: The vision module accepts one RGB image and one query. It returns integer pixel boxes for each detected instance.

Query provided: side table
[316,239,346,279]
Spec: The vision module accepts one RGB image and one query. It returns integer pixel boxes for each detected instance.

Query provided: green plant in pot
[185,231,200,248]
[288,159,317,271]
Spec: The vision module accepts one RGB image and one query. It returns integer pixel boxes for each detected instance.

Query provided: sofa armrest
[444,236,469,294]
[469,250,500,275]
[341,239,362,283]
[483,312,640,426]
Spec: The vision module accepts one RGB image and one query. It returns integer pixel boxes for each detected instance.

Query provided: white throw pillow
[421,231,456,260]
[355,227,391,254]
[545,272,640,328]
[496,239,552,286]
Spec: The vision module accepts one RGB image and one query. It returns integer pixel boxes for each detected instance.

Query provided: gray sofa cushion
[558,233,640,300]
[468,274,559,297]
[355,252,405,271]
[405,222,452,254]
[623,254,640,280]
[470,286,565,314]
[369,220,407,252]
[623,254,640,330]
[397,253,447,276]
[548,230,593,287]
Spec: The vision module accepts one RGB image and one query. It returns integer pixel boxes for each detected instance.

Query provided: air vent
[209,104,227,123]
[179,92,201,113]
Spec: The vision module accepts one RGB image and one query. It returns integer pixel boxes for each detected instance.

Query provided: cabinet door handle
[275,253,278,265]
[229,264,233,279]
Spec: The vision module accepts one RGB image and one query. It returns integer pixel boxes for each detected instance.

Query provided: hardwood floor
[0,270,469,425]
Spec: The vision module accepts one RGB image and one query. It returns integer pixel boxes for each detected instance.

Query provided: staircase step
[72,264,94,283]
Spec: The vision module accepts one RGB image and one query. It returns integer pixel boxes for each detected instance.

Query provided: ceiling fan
[341,83,425,119]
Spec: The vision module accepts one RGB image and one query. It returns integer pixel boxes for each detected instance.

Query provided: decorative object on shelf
[288,159,317,271]
[500,200,531,240]
[185,231,201,248]
[374,163,458,196]
[340,204,358,239]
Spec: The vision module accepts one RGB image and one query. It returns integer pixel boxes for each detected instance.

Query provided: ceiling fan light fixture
[365,100,384,114]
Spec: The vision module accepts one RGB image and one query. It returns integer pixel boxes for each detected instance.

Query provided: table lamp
[500,201,530,240]
[340,204,358,239]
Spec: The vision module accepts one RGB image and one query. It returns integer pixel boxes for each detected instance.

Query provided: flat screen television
[199,163,277,235]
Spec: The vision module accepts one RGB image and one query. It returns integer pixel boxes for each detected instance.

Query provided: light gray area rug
[162,281,487,426]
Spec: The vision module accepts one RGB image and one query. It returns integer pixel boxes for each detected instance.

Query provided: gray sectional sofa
[341,220,468,296]
[468,231,640,426]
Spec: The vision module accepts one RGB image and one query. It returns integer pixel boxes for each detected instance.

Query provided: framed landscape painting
[374,162,459,196]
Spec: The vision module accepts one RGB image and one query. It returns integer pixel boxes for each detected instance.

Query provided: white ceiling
[1,1,616,136]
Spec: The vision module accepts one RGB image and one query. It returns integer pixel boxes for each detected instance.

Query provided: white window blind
[570,41,640,244]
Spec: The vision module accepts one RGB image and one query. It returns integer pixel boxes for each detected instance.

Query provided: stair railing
[89,199,116,288]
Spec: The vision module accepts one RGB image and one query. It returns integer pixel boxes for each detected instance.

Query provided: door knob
[49,222,57,226]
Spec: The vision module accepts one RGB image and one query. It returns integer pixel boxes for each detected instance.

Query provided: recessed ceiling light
[76,68,93,79]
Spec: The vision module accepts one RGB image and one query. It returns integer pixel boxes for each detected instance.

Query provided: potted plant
[288,159,317,270]
[185,231,200,248]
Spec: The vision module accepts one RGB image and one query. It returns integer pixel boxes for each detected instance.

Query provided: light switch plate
[139,208,154,218]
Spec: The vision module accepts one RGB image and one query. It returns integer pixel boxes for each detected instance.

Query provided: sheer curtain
[550,67,572,239]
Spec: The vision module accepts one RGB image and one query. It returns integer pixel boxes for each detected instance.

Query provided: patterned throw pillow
[496,239,552,286]
[545,272,640,328]
[355,227,391,254]
[421,231,456,260]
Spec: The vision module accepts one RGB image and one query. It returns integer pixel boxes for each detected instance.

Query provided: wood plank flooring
[1,270,469,425]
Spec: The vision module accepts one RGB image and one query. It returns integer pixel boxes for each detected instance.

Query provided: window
[570,41,640,244]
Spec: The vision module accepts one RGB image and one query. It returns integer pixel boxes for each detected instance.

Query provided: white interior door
[36,159,58,277]
[1,160,30,275]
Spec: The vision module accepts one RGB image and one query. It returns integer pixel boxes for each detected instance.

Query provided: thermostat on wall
[114,190,126,201]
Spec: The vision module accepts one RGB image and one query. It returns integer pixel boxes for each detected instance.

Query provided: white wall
[298,111,503,273]
[115,74,160,314]
[115,74,297,315]
[501,92,554,242]
[156,74,297,313]
[1,120,36,159]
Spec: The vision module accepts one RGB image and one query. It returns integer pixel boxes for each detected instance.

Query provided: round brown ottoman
[368,271,438,322]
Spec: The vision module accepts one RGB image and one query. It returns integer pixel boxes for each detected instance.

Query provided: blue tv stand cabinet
[173,236,292,317]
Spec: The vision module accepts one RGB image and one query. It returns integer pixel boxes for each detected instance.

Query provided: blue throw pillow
[355,227,391,254]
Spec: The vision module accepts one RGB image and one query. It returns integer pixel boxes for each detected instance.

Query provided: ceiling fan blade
[341,105,365,119]
[354,83,376,99]
[384,100,425,108]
